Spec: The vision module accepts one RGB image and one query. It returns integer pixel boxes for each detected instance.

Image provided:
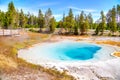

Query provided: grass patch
[113,52,120,57]
[0,31,75,80]
[17,58,75,80]
[96,40,120,47]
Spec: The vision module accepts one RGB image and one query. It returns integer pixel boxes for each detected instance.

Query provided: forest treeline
[0,2,120,35]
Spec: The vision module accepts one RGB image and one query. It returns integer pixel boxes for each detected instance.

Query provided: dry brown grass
[96,40,120,47]
[0,54,17,69]
[96,40,120,58]
[0,31,75,80]
[113,52,120,57]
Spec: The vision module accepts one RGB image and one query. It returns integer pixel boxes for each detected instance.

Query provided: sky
[0,0,120,22]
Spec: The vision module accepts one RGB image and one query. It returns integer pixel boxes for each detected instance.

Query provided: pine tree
[33,16,38,27]
[95,23,101,35]
[30,15,34,26]
[38,9,44,32]
[110,6,117,35]
[106,10,112,31]
[27,12,31,25]
[45,8,52,32]
[0,11,5,27]
[87,13,93,29]
[117,5,120,18]
[19,9,26,28]
[62,13,65,28]
[68,8,74,33]
[84,16,89,34]
[58,20,63,28]
[100,11,106,35]
[50,17,56,33]
[7,1,16,29]
[117,5,120,34]
[74,15,79,35]
[62,13,67,32]
[79,11,85,35]
[14,10,19,28]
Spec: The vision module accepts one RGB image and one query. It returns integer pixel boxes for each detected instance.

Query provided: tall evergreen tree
[62,13,67,31]
[95,23,101,35]
[33,16,38,27]
[27,12,31,25]
[50,17,56,33]
[87,13,93,29]
[106,10,112,30]
[110,6,117,35]
[84,16,89,34]
[19,9,26,28]
[7,1,16,29]
[67,8,74,33]
[100,11,106,35]
[117,5,120,33]
[30,15,34,26]
[62,13,65,28]
[74,15,79,35]
[14,10,19,28]
[117,5,120,16]
[45,8,52,31]
[79,11,85,35]
[0,11,5,27]
[38,9,44,32]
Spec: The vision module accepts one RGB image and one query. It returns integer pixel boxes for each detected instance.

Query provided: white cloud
[15,6,38,16]
[53,14,62,18]
[68,6,97,13]
[53,14,62,21]
[0,5,8,12]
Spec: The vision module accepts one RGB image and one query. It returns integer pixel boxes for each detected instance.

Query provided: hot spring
[18,40,119,80]
[40,41,101,60]
[19,41,114,61]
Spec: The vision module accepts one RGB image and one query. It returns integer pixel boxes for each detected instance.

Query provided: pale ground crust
[18,36,120,80]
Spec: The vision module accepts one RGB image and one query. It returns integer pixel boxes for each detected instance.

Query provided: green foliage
[93,23,98,29]
[111,7,117,34]
[1,12,9,29]
[79,11,84,34]
[14,10,19,28]
[106,6,117,35]
[61,9,75,34]
[79,11,89,35]
[95,11,106,35]
[62,13,67,30]
[11,47,18,57]
[84,17,89,34]
[25,24,38,28]
[100,11,106,35]
[95,23,101,35]
[57,21,63,28]
[50,17,56,33]
[19,9,26,28]
[38,9,44,32]
[74,16,79,35]
[88,13,93,29]
[29,28,37,32]
[117,4,120,15]
[7,1,16,29]
[1,1,120,36]
[44,8,52,29]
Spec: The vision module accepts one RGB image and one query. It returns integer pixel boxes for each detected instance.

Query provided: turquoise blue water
[37,41,101,61]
